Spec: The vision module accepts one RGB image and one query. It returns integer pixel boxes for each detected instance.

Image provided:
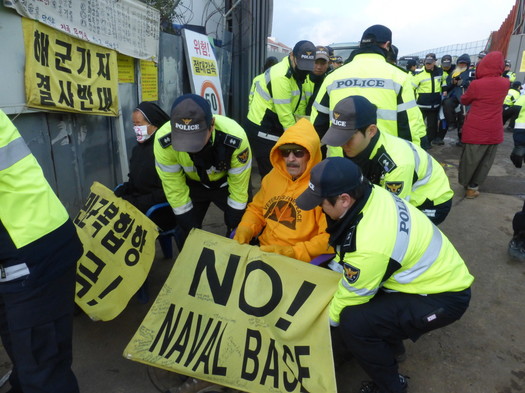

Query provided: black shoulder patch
[223,134,242,149]
[377,152,397,173]
[158,133,172,149]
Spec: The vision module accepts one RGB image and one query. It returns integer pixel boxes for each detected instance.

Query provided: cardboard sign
[22,18,119,116]
[73,182,158,321]
[124,229,340,393]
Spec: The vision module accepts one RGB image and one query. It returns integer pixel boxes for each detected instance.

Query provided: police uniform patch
[237,148,249,164]
[223,135,241,149]
[343,263,360,284]
[158,134,172,148]
[378,152,397,173]
[385,181,404,195]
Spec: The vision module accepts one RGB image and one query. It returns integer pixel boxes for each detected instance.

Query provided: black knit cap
[360,24,392,46]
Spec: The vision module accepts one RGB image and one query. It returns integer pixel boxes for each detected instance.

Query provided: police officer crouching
[154,94,251,240]
[296,157,474,393]
[323,95,454,225]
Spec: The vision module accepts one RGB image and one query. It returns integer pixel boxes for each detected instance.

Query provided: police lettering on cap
[315,46,330,62]
[321,95,377,147]
[360,24,392,46]
[293,40,316,71]
[170,94,213,153]
[441,54,452,67]
[296,157,365,211]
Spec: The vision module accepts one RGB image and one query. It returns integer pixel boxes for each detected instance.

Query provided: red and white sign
[182,29,225,115]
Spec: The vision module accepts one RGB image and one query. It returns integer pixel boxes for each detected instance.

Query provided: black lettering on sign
[241,328,311,392]
[149,304,227,376]
[275,281,316,331]
[76,250,106,298]
[86,275,123,306]
[189,247,240,305]
[239,260,282,317]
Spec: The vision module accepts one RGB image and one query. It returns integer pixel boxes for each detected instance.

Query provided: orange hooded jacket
[237,118,332,262]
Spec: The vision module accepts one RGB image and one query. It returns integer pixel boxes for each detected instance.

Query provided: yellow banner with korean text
[73,182,158,321]
[22,18,119,116]
[124,229,340,393]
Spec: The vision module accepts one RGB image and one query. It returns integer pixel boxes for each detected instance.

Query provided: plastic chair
[145,202,184,259]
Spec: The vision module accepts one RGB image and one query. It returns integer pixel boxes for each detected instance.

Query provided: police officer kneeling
[154,94,251,240]
[296,157,474,393]
[324,95,453,225]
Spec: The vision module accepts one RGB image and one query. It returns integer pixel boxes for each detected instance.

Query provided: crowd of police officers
[2,21,522,393]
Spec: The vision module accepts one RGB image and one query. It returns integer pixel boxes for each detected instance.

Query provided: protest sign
[22,18,119,116]
[74,182,158,321]
[125,229,340,393]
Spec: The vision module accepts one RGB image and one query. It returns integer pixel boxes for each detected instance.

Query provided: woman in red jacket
[459,51,509,198]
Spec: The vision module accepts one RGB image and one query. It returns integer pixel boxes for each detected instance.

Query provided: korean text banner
[124,229,340,393]
[182,29,225,115]
[74,182,159,321]
[4,0,159,60]
[22,18,119,116]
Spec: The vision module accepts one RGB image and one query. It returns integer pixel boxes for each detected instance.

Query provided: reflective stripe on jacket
[154,115,251,214]
[411,67,443,109]
[311,52,426,145]
[247,56,303,135]
[329,186,474,324]
[0,110,69,248]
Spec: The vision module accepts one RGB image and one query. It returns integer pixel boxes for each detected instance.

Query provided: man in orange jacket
[234,118,332,262]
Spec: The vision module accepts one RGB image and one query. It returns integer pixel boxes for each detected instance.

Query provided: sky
[271,0,517,56]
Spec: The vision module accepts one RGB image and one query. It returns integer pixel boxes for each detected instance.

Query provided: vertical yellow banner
[140,60,159,101]
[118,54,135,83]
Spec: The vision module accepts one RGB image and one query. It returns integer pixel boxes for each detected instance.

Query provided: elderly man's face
[280,147,310,180]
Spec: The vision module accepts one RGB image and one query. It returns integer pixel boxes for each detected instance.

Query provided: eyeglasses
[280,148,306,158]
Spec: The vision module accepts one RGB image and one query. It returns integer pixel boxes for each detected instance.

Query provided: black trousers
[338,288,471,393]
[503,105,520,128]
[420,108,439,142]
[0,265,79,393]
[442,97,464,139]
[245,120,279,179]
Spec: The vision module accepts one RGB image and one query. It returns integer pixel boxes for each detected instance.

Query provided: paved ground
[1,130,525,393]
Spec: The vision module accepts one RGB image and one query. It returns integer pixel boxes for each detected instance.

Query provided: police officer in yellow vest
[503,81,522,130]
[503,59,517,83]
[310,24,426,147]
[411,53,444,148]
[296,157,473,393]
[0,110,83,392]
[246,40,316,177]
[154,94,251,239]
[324,96,453,225]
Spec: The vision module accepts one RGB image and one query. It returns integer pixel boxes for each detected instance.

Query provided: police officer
[296,157,473,393]
[411,53,443,147]
[0,110,83,392]
[311,24,426,146]
[300,45,331,116]
[324,95,453,225]
[503,81,522,130]
[503,59,517,83]
[154,94,251,239]
[246,40,316,177]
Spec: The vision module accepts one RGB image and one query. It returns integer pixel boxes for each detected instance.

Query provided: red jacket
[460,51,508,144]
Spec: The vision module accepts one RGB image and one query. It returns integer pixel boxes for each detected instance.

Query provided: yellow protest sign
[22,18,119,116]
[124,229,340,393]
[73,182,159,321]
[118,54,135,83]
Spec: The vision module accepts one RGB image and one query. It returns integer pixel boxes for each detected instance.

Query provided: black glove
[511,146,525,168]
[224,206,245,234]
[176,209,198,235]
[114,182,130,197]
